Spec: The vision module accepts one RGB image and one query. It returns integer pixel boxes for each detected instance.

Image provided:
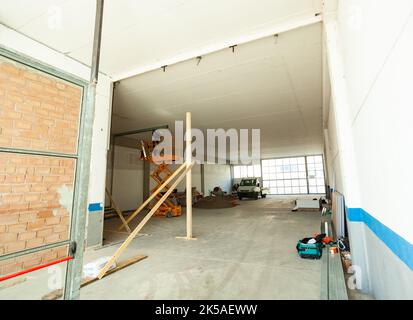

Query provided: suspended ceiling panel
[0,0,322,78]
[113,23,323,158]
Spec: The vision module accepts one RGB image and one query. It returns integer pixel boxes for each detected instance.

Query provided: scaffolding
[140,140,182,218]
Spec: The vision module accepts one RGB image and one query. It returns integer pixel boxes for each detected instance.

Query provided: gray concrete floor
[81,197,322,299]
[0,197,322,299]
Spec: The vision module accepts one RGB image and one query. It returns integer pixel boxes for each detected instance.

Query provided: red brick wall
[0,59,81,154]
[0,56,82,277]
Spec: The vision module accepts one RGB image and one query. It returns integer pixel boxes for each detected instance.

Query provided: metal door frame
[0,45,92,300]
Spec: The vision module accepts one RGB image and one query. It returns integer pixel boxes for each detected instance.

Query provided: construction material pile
[194,194,237,209]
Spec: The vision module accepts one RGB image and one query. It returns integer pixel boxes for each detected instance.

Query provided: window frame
[232,155,326,195]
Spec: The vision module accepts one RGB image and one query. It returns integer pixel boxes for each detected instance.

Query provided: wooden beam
[118,162,186,231]
[42,255,147,300]
[186,112,193,239]
[105,187,131,233]
[98,162,194,279]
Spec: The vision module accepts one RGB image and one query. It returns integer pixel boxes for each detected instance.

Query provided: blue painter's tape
[88,203,103,212]
[347,207,413,271]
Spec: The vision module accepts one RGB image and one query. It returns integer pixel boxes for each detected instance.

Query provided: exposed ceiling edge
[0,22,111,78]
[112,13,322,81]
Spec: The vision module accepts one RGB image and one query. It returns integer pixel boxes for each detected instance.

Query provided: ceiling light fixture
[229,45,237,53]
[196,56,202,66]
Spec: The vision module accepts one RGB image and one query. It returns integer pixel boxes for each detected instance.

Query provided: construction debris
[194,194,237,209]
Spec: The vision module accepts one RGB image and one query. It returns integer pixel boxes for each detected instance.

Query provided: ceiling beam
[112,13,322,81]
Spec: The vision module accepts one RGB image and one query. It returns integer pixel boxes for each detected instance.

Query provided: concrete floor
[81,197,321,299]
[0,197,322,299]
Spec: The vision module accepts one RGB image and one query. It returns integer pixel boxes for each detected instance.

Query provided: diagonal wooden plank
[118,162,186,231]
[98,162,194,279]
[42,255,147,300]
[105,187,131,233]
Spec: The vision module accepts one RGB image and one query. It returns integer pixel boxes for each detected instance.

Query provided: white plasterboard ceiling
[0,0,323,158]
[113,23,323,158]
[0,0,322,79]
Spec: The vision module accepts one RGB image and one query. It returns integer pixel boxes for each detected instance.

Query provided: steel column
[63,0,105,300]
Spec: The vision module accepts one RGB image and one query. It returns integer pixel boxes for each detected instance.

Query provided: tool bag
[296,234,325,260]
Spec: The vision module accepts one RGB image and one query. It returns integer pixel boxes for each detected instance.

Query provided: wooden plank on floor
[320,247,329,300]
[42,255,147,300]
[328,251,348,300]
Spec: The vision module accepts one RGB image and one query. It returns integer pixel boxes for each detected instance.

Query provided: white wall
[337,0,413,243]
[0,24,112,247]
[108,146,143,212]
[204,164,232,195]
[147,163,232,196]
[323,0,413,298]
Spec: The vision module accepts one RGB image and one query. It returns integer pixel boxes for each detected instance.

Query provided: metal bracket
[69,241,77,256]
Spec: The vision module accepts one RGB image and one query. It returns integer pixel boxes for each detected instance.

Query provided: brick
[27,219,45,230]
[24,193,41,202]
[12,137,31,148]
[26,237,44,249]
[58,231,69,240]
[25,175,43,183]
[56,83,66,90]
[18,231,36,241]
[12,184,30,193]
[60,216,70,225]
[5,165,16,174]
[2,110,21,119]
[41,250,57,262]
[44,234,60,243]
[2,193,22,203]
[29,201,48,209]
[0,233,17,243]
[37,228,53,237]
[43,176,59,183]
[45,216,60,225]
[5,241,26,253]
[35,167,50,175]
[19,212,38,223]
[1,63,19,75]
[7,223,27,233]
[37,210,54,218]
[14,119,32,130]
[55,247,68,258]
[30,184,48,192]
[0,136,12,145]
[0,184,12,193]
[0,214,19,225]
[22,71,39,81]
[9,76,26,86]
[22,257,42,269]
[8,202,29,212]
[50,167,65,175]
[0,262,22,276]
[53,225,68,233]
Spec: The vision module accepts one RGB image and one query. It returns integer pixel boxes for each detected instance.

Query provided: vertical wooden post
[186,112,193,239]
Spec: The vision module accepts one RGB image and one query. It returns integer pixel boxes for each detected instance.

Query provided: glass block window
[261,155,326,195]
[233,164,261,179]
